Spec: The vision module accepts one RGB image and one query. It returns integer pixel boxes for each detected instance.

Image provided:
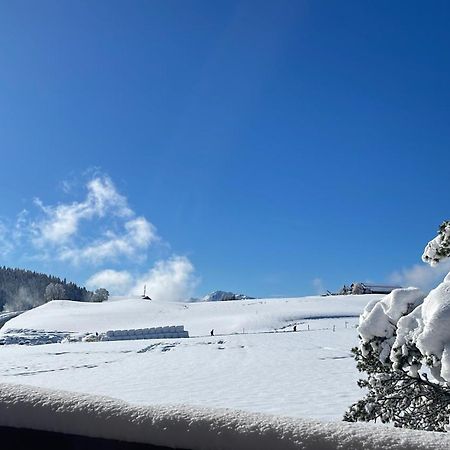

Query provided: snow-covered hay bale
[85,326,189,342]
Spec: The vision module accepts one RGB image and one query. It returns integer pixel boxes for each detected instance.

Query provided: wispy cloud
[389,259,450,292]
[15,175,160,265]
[0,221,14,256]
[58,217,158,265]
[31,176,133,247]
[2,172,199,301]
[312,277,325,295]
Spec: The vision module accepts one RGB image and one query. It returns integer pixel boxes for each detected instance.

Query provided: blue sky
[1,1,450,298]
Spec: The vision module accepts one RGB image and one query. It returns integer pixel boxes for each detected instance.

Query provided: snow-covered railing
[102,325,189,341]
[0,383,449,450]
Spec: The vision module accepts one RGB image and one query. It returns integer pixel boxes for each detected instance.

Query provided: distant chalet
[339,283,402,295]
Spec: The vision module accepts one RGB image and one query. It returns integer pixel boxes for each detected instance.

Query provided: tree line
[0,266,108,312]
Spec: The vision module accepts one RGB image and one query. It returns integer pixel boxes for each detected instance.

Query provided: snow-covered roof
[360,284,402,293]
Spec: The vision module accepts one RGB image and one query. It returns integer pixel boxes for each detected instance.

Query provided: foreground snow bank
[0,383,448,450]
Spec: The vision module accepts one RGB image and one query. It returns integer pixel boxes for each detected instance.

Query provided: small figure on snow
[210,329,214,336]
[293,325,297,332]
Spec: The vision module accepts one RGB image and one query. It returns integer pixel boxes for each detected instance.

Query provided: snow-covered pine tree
[344,338,450,431]
[344,221,450,432]
[92,288,109,302]
[422,220,450,265]
[44,282,66,302]
[0,266,95,311]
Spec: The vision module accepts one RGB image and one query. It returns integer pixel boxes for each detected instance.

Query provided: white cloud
[86,256,199,300]
[24,175,159,265]
[86,270,133,294]
[32,176,132,247]
[59,217,158,265]
[389,259,450,292]
[4,173,200,301]
[131,256,199,301]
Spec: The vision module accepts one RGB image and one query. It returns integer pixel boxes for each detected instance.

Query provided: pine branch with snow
[344,284,450,431]
[422,220,450,266]
[344,345,450,431]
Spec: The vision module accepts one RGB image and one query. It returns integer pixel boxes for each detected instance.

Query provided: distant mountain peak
[202,290,254,302]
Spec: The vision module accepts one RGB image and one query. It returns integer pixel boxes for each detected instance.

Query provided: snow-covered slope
[0,311,22,328]
[4,293,449,447]
[0,294,380,422]
[1,294,379,337]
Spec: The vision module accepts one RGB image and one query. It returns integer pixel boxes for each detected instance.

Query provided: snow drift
[0,383,449,450]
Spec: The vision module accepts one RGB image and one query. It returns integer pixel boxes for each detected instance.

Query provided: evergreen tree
[345,221,450,432]
[92,288,109,302]
[44,283,66,302]
[344,345,450,431]
[0,266,97,311]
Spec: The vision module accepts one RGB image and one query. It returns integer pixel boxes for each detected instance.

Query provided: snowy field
[2,294,450,448]
[0,295,378,421]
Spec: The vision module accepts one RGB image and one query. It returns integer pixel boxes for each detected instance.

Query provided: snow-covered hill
[0,294,380,422]
[1,293,379,337]
[2,293,450,448]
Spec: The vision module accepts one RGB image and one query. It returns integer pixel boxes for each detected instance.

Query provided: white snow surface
[393,277,450,381]
[0,294,380,422]
[1,294,376,337]
[1,383,449,450]
[358,288,425,342]
[357,288,425,362]
[3,294,450,447]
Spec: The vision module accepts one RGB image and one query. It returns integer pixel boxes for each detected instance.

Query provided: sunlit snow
[0,294,377,421]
